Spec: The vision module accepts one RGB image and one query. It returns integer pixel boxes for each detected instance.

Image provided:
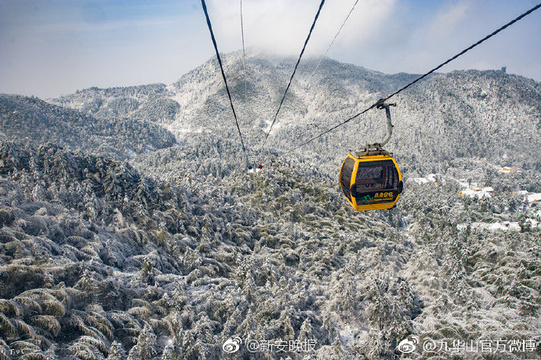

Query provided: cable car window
[385,163,399,189]
[340,157,355,200]
[356,160,399,191]
[355,166,385,190]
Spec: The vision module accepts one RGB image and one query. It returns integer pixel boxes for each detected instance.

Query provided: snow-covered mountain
[0,54,540,359]
[50,52,541,173]
[0,94,176,161]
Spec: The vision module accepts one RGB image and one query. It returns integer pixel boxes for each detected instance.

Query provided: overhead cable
[306,0,361,87]
[201,0,247,156]
[285,1,541,155]
[259,0,326,151]
[240,0,248,99]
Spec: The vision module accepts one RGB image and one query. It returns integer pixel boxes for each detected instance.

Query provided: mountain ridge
[45,54,541,176]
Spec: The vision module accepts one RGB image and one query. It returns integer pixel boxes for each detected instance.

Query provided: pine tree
[107,341,127,360]
[134,324,157,360]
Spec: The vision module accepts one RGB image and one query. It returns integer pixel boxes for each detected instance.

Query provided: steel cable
[201,0,247,158]
[258,0,326,152]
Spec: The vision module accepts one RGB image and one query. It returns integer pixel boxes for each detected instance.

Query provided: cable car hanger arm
[375,99,396,148]
[355,99,395,157]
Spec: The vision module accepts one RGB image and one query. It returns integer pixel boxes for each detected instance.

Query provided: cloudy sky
[1,0,540,99]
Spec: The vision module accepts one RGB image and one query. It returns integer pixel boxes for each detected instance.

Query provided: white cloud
[205,0,396,58]
[325,0,396,47]
[426,0,473,41]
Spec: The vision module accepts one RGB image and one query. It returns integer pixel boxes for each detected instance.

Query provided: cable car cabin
[339,153,403,211]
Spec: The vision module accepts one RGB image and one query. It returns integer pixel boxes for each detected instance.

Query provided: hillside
[0,139,540,359]
[0,54,540,359]
[0,94,176,161]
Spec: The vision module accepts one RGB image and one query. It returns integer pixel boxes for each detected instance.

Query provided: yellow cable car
[339,148,403,211]
[339,101,403,211]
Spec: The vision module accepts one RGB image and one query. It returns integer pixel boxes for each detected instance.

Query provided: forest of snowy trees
[0,53,540,359]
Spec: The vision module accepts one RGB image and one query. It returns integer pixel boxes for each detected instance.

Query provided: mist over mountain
[0,54,540,359]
